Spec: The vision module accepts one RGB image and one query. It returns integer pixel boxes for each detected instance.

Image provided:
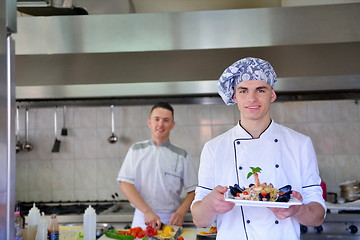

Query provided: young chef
[117,102,198,229]
[191,57,326,239]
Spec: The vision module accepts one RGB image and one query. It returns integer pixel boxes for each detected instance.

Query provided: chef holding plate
[191,57,326,240]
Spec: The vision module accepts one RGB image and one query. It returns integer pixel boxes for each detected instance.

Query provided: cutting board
[99,228,198,240]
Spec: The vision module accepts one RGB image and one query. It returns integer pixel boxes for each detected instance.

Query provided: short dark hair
[150,102,174,119]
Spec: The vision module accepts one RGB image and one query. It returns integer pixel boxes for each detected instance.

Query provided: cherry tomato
[177,237,184,240]
[242,191,249,195]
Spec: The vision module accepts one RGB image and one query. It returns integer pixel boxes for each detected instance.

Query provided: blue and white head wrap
[218,57,277,105]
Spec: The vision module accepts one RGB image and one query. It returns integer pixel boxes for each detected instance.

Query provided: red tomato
[130,227,143,238]
[177,237,184,240]
[145,226,158,237]
[242,191,249,195]
[137,230,145,238]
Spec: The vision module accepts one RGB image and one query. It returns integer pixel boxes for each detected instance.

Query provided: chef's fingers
[292,191,303,201]
[155,219,162,230]
[214,185,228,194]
[170,212,184,226]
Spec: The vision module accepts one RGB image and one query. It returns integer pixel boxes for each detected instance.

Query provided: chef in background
[191,57,326,239]
[117,102,198,229]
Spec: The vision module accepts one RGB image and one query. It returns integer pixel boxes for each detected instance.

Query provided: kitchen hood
[17,0,88,16]
[14,3,360,102]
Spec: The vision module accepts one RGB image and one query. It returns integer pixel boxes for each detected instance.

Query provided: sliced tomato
[145,226,158,237]
[137,230,145,238]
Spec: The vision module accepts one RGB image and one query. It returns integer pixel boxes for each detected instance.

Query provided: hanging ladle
[61,105,68,136]
[52,106,61,153]
[15,106,22,153]
[22,108,33,152]
[108,105,118,144]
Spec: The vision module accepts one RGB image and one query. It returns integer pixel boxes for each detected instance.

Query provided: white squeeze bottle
[35,213,48,240]
[27,203,41,240]
[27,203,41,227]
[83,205,96,240]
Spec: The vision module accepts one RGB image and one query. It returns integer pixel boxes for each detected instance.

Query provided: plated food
[225,167,302,208]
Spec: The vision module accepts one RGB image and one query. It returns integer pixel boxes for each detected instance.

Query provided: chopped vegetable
[104,229,135,240]
[145,225,158,237]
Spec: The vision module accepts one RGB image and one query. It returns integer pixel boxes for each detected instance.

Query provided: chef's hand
[169,212,184,226]
[268,191,303,219]
[144,209,162,230]
[203,185,235,214]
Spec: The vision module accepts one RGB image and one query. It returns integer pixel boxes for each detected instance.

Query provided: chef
[117,102,198,229]
[191,57,326,240]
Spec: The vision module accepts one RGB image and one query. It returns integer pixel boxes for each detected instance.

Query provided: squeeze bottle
[27,203,41,227]
[35,213,48,240]
[83,205,96,240]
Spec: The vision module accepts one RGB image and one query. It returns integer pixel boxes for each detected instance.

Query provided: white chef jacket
[117,140,198,227]
[193,121,326,240]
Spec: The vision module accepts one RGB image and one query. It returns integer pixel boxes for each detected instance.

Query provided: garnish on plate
[229,167,293,202]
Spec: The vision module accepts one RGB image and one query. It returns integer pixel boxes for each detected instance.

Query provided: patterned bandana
[218,57,277,105]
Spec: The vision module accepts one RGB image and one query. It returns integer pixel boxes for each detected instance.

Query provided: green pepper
[104,229,135,240]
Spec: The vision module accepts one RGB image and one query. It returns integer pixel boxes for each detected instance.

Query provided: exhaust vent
[17,0,88,16]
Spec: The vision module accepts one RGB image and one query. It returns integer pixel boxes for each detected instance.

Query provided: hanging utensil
[22,107,33,152]
[61,105,68,136]
[107,105,118,144]
[51,106,61,152]
[15,106,22,153]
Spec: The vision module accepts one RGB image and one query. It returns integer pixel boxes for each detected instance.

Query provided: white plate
[197,233,217,237]
[224,190,302,208]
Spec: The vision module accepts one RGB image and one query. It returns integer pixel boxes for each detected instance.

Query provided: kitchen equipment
[172,226,182,240]
[16,106,22,153]
[61,105,68,136]
[340,180,360,202]
[22,108,33,152]
[51,106,61,153]
[107,105,118,144]
[301,201,360,240]
[327,192,338,203]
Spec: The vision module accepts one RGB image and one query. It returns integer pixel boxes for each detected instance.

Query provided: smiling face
[233,80,277,126]
[148,107,175,145]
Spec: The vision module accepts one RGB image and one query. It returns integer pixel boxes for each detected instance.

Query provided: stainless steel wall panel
[13,3,360,100]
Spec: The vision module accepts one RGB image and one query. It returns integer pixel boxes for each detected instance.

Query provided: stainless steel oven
[301,202,360,240]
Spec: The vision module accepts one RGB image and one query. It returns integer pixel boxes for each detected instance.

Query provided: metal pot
[340,180,360,189]
[340,180,360,202]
